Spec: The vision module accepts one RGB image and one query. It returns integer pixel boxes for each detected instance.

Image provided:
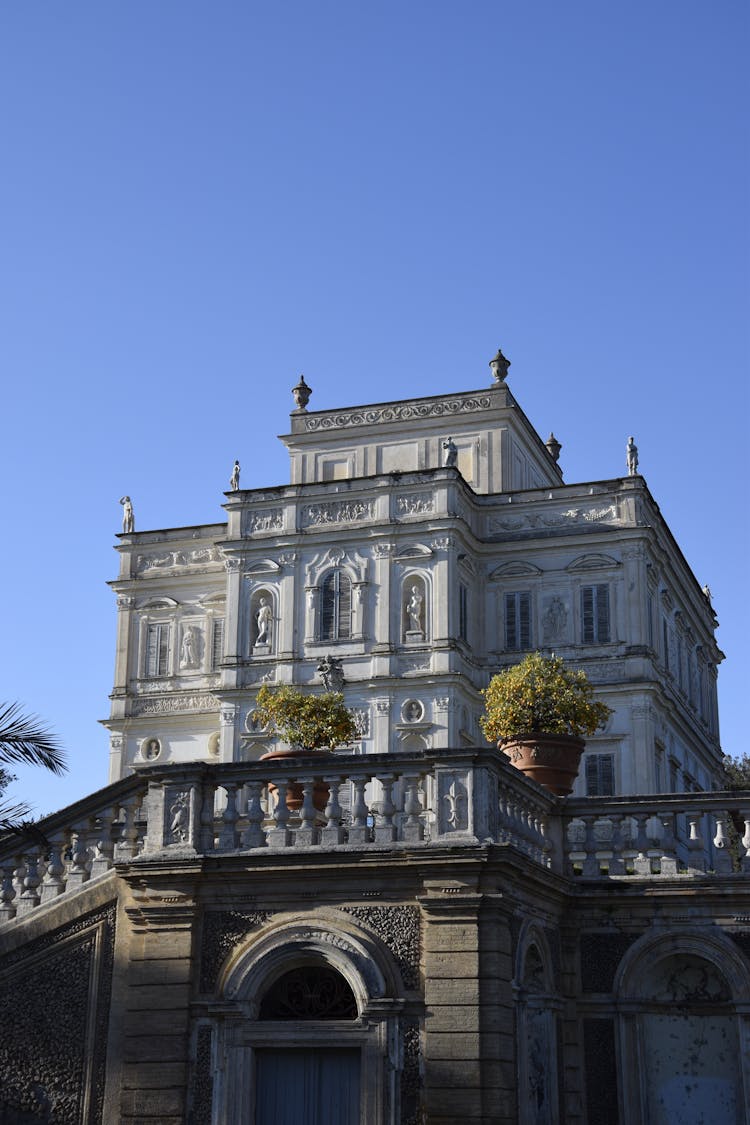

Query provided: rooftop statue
[229,460,241,491]
[119,495,134,533]
[442,437,458,468]
[626,436,639,476]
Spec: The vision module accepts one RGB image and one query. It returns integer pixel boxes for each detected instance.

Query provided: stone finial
[489,347,510,384]
[119,495,134,534]
[545,433,562,462]
[626,436,639,476]
[292,374,312,411]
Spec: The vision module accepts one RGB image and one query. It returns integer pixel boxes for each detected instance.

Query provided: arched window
[259,965,358,1020]
[321,571,352,641]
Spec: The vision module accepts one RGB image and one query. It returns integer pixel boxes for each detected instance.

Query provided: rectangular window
[504,592,531,650]
[145,623,170,678]
[459,584,468,642]
[581,584,610,644]
[211,618,225,669]
[585,753,615,796]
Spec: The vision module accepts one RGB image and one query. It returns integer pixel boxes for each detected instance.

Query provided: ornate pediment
[244,559,281,576]
[489,561,542,579]
[566,553,619,572]
[394,543,433,561]
[140,596,179,609]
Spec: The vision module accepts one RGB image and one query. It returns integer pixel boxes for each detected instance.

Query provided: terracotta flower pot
[260,747,331,813]
[500,733,585,797]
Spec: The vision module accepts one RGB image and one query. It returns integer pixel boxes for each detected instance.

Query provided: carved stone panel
[199,909,272,993]
[343,905,422,990]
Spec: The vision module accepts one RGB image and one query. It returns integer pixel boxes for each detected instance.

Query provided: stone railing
[2,754,748,927]
[0,774,146,925]
[0,750,554,925]
[562,793,750,878]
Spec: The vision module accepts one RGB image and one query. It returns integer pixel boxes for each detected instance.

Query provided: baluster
[12,855,26,906]
[0,862,17,922]
[740,808,750,874]
[40,835,66,903]
[295,778,319,847]
[657,812,678,876]
[581,816,600,878]
[17,851,41,917]
[712,812,732,874]
[90,808,117,878]
[320,777,345,846]
[686,811,705,874]
[373,775,397,844]
[607,815,625,876]
[348,776,370,845]
[402,774,425,843]
[631,814,652,876]
[199,781,218,853]
[267,776,291,847]
[497,790,511,844]
[243,782,267,849]
[537,814,553,869]
[66,825,91,889]
[218,783,240,850]
[115,797,140,861]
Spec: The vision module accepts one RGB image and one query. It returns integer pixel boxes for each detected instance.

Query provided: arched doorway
[615,933,750,1124]
[210,915,406,1125]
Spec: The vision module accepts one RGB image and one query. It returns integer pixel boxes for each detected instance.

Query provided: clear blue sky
[1,1,747,815]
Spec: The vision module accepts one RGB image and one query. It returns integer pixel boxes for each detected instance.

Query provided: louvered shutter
[519,592,531,650]
[337,574,352,639]
[595,584,610,643]
[146,623,170,677]
[321,574,336,640]
[504,593,517,649]
[581,587,595,643]
[211,619,224,668]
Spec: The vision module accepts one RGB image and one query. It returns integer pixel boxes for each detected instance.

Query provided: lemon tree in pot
[254,684,359,811]
[480,652,612,796]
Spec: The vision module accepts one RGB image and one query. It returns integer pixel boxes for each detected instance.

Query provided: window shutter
[586,753,614,796]
[585,755,599,795]
[211,619,224,668]
[338,574,352,639]
[595,584,610,643]
[504,593,517,649]
[321,574,336,640]
[157,624,170,676]
[519,592,531,650]
[146,623,170,677]
[582,587,595,643]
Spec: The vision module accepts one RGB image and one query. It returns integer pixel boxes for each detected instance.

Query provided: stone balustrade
[562,793,750,877]
[1,753,748,927]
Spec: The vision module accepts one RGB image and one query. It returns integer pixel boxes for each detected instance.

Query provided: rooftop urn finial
[292,374,312,411]
[489,347,510,384]
[545,432,562,462]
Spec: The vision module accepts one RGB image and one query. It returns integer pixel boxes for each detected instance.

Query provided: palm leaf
[0,703,66,774]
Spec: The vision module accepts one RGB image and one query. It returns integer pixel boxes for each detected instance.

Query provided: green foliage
[255,684,359,752]
[0,703,66,833]
[722,753,750,791]
[480,652,612,742]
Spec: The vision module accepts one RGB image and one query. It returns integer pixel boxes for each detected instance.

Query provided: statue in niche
[180,627,197,668]
[318,654,345,692]
[229,460,241,490]
[442,436,458,468]
[542,597,567,641]
[119,495,134,533]
[626,435,639,476]
[406,585,424,633]
[255,597,273,645]
[169,791,189,844]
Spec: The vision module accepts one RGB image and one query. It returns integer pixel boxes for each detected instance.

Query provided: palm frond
[0,703,66,775]
[0,798,33,838]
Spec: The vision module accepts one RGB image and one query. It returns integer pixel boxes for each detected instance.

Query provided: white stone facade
[105,378,723,796]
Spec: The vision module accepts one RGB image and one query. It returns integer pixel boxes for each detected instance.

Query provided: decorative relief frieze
[116,595,135,608]
[397,494,434,516]
[343,905,421,990]
[304,395,491,431]
[301,500,374,526]
[199,909,272,992]
[246,509,284,533]
[373,541,396,557]
[400,656,432,675]
[136,547,222,572]
[490,504,618,534]
[132,693,219,716]
[351,708,371,738]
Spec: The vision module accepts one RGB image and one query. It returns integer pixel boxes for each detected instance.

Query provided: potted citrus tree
[480,652,612,795]
[254,684,359,811]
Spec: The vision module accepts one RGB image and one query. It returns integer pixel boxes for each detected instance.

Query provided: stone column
[221,555,244,690]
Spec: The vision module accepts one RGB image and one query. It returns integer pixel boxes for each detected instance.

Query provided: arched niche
[250,586,276,653]
[205,913,408,1125]
[614,931,750,1124]
[402,573,428,643]
[514,923,560,1125]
